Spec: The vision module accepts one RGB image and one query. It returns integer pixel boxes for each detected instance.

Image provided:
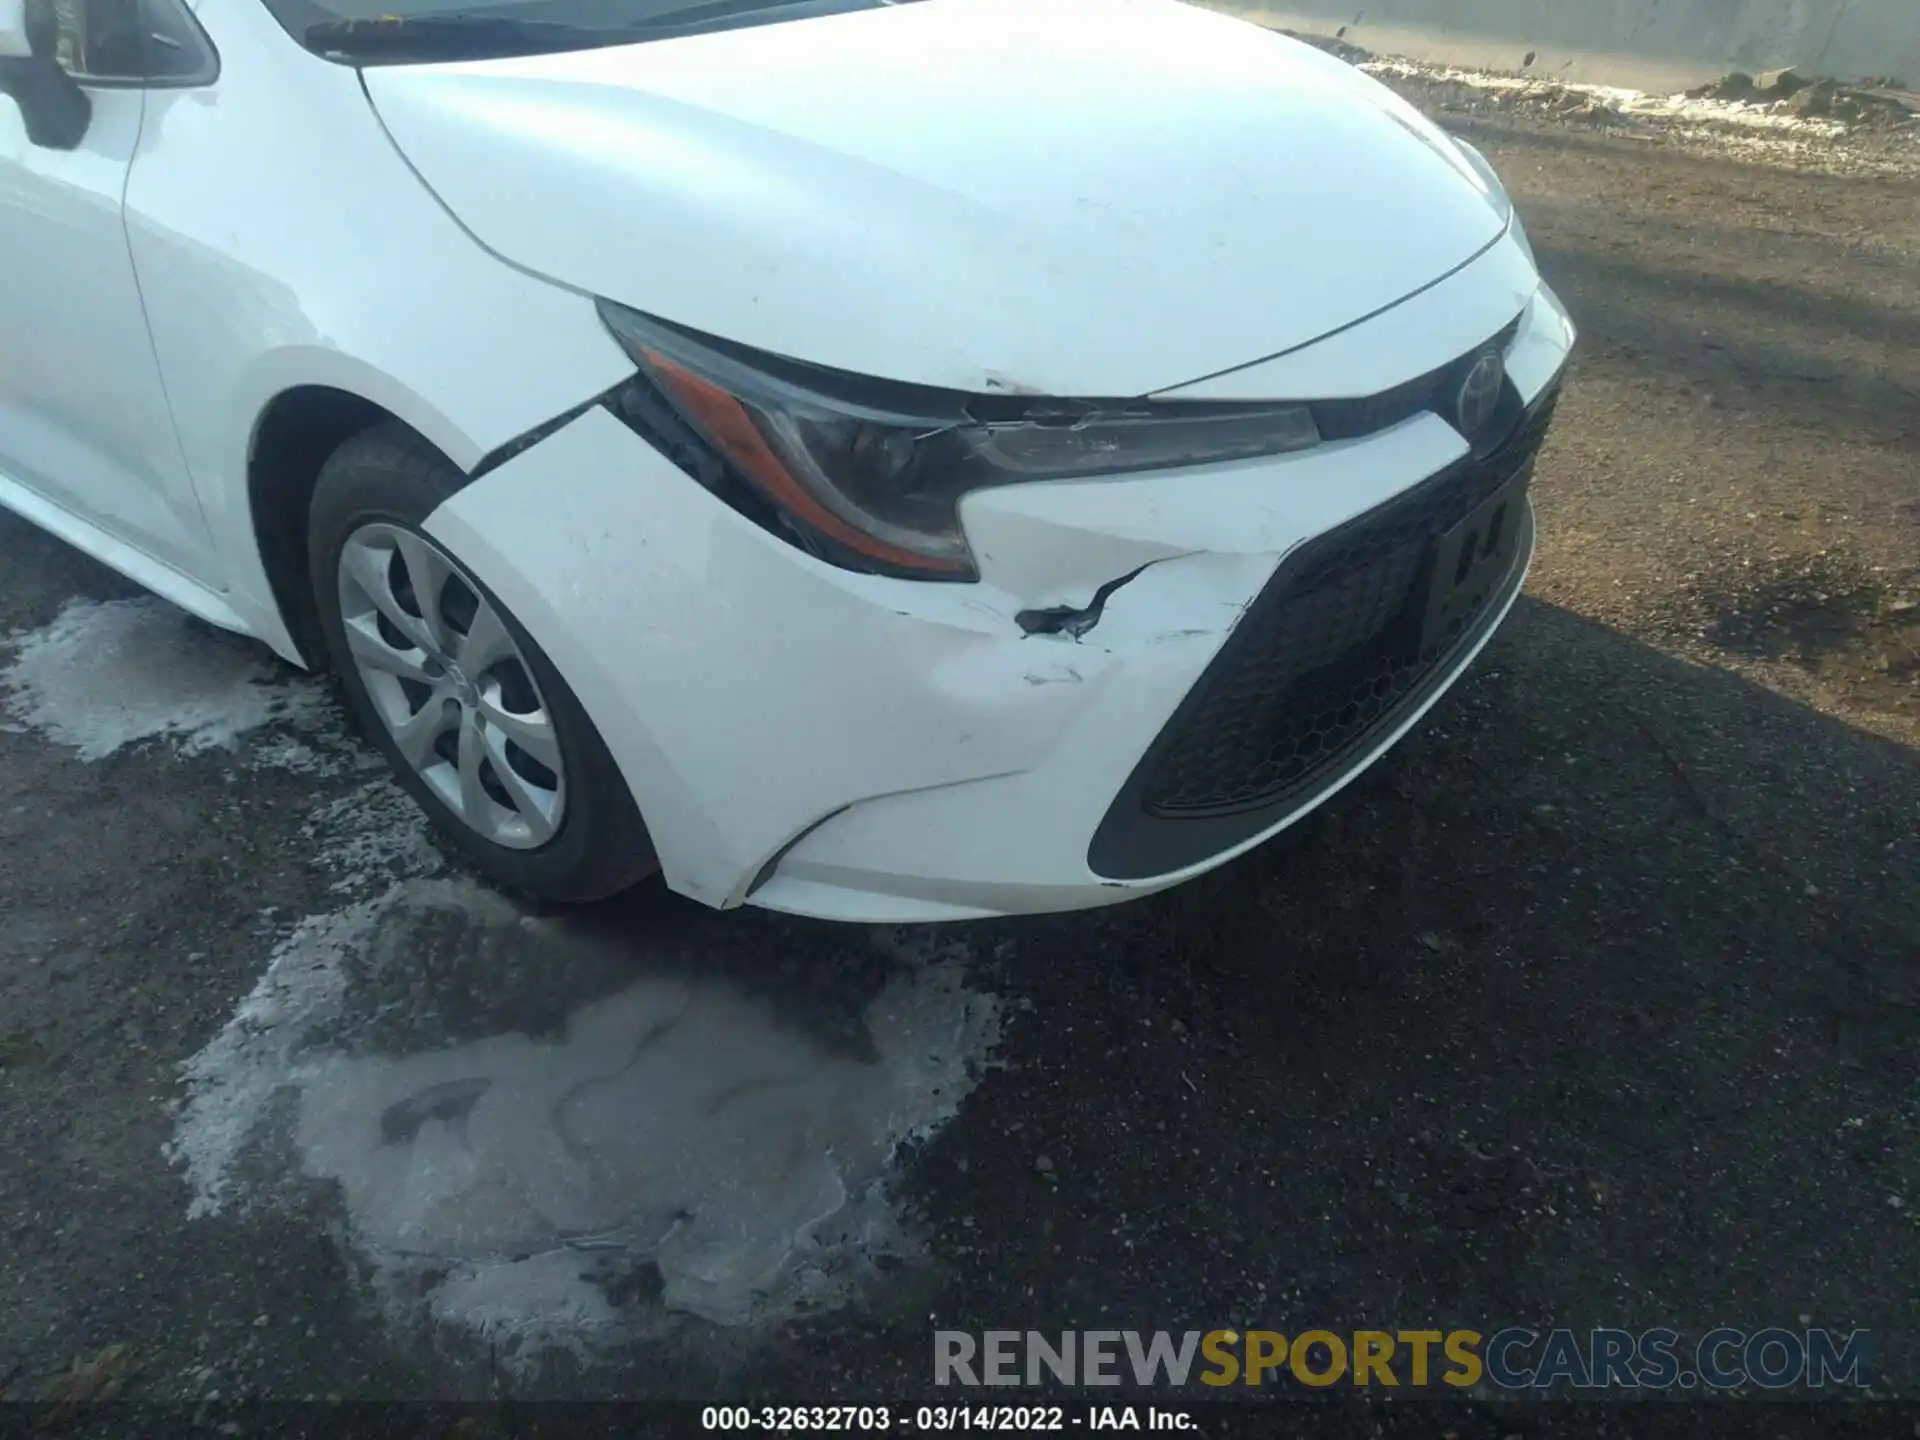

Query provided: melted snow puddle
[168,879,1003,1358]
[303,779,446,894]
[1,593,437,883]
[0,596,331,760]
[5,591,1004,1358]
[0,593,382,778]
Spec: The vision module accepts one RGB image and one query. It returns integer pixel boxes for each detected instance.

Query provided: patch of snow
[169,877,1003,1362]
[428,1250,624,1353]
[165,896,386,1220]
[0,597,329,761]
[302,780,444,896]
[1363,58,1854,138]
[247,730,384,780]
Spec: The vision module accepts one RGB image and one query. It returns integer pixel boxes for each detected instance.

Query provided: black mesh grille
[1138,385,1559,819]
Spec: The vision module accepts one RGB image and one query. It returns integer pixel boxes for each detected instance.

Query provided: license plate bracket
[1419,465,1530,652]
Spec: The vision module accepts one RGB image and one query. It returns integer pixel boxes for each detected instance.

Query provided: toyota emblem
[1455,348,1506,438]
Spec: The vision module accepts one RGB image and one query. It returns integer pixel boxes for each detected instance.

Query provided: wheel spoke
[335,521,570,854]
[477,689,562,773]
[457,593,514,674]
[456,720,496,830]
[391,695,450,770]
[392,530,454,654]
[479,724,559,844]
[341,539,439,657]
[343,612,435,683]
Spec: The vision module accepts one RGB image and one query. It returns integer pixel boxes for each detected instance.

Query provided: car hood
[364,0,1509,397]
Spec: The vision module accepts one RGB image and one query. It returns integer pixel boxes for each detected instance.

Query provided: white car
[0,0,1572,920]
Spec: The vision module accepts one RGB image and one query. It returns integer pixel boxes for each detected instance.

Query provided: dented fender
[423,367,1502,915]
[958,408,1471,600]
[424,406,1282,908]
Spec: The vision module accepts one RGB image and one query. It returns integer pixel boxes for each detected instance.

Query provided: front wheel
[306,422,658,903]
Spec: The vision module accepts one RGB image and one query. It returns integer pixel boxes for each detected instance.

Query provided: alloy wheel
[335,522,565,850]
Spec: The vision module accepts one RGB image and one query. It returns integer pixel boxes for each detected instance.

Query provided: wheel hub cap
[336,522,566,851]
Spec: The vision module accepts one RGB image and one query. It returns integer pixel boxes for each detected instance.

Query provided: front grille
[1138,384,1559,820]
[1311,317,1521,441]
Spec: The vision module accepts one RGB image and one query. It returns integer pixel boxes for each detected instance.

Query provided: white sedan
[0,0,1572,919]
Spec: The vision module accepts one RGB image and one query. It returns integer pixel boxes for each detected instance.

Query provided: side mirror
[0,0,91,151]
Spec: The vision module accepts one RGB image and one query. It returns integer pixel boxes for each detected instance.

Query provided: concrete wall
[1214,0,1920,93]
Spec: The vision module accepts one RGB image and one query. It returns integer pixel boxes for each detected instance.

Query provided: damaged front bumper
[424,283,1572,922]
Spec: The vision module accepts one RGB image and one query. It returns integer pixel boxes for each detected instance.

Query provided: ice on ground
[169,877,1003,1353]
[1363,58,1858,138]
[0,596,329,760]
[246,731,385,780]
[1348,56,1920,175]
[166,899,383,1220]
[302,780,444,896]
[53,581,1005,1358]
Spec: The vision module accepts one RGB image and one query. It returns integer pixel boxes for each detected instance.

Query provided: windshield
[275,0,903,62]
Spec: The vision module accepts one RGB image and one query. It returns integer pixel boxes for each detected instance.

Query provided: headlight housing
[597,300,1321,581]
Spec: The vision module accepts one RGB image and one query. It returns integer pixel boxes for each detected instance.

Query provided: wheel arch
[244,374,479,669]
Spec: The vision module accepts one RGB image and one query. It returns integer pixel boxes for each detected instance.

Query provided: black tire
[306,421,659,903]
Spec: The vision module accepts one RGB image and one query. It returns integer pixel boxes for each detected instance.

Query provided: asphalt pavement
[1,80,1916,1419]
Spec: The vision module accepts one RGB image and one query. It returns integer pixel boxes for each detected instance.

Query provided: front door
[0,0,215,578]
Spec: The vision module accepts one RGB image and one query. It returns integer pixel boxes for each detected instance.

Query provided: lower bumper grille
[1088,383,1560,880]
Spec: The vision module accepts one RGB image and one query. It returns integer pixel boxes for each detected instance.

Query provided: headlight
[597,300,1320,580]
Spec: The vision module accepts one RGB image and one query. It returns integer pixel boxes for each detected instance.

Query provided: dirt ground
[1,64,1917,1429]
